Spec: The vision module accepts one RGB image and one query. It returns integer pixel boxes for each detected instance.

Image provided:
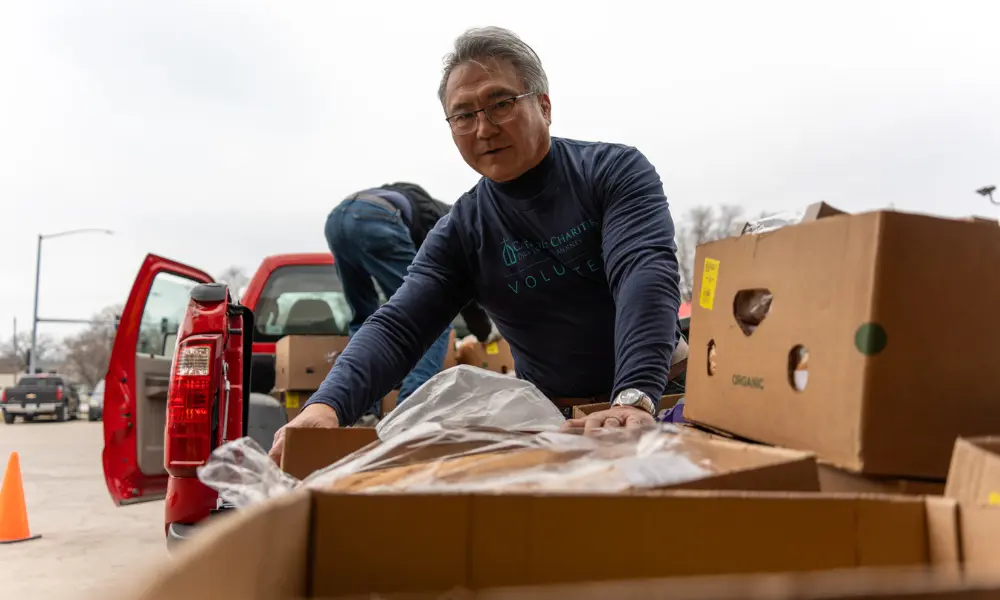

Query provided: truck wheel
[56,406,67,422]
[2,412,13,425]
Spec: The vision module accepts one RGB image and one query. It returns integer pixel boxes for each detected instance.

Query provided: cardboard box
[683,423,945,496]
[275,335,349,391]
[278,425,823,492]
[942,437,1000,575]
[818,464,944,496]
[281,427,379,480]
[115,490,964,599]
[944,437,1000,507]
[457,337,515,375]
[685,210,1000,479]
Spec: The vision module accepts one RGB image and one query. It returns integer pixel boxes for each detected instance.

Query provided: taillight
[1,389,6,403]
[165,338,219,475]
[56,386,63,401]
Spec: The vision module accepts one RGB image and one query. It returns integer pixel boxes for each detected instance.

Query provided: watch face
[617,389,641,405]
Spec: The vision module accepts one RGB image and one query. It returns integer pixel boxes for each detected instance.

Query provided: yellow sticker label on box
[486,342,500,355]
[989,491,1000,506]
[285,392,300,409]
[699,258,721,310]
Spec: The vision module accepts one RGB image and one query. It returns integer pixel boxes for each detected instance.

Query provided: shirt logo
[501,239,518,267]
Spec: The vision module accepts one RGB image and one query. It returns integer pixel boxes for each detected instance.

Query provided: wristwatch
[611,388,656,416]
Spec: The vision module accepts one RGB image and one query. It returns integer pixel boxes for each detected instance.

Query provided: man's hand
[268,403,341,465]
[560,405,655,431]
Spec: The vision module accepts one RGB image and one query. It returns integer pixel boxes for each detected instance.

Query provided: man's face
[444,58,552,183]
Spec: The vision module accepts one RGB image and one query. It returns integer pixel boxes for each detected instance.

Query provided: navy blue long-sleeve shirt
[307,137,683,425]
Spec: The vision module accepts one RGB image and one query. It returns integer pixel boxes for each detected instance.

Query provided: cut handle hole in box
[707,339,717,376]
[733,289,773,336]
[788,345,809,391]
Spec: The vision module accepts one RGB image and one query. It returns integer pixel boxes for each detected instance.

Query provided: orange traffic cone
[0,452,41,544]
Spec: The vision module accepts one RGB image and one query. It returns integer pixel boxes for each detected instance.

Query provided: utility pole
[29,234,42,375]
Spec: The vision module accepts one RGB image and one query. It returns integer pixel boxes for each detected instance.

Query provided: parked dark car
[1,374,81,423]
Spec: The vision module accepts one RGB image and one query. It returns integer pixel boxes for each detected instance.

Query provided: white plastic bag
[375,364,566,441]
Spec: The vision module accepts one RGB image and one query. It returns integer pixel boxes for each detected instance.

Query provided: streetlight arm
[42,228,114,240]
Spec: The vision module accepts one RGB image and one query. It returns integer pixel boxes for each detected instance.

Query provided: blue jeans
[324,196,451,414]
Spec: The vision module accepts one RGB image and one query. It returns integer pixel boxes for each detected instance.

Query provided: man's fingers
[625,415,644,429]
[269,429,285,465]
[604,416,622,428]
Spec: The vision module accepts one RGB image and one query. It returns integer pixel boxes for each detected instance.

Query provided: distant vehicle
[1,373,82,423]
[88,379,105,421]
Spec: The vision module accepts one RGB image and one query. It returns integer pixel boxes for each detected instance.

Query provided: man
[270,27,682,462]
[324,183,495,415]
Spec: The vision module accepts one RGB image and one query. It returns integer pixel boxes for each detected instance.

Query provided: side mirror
[162,333,178,360]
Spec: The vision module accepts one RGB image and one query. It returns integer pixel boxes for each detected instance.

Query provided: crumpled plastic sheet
[198,422,715,509]
[197,366,715,508]
[375,364,566,442]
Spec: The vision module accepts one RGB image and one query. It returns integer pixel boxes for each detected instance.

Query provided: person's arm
[458,302,493,343]
[595,145,682,407]
[305,212,474,425]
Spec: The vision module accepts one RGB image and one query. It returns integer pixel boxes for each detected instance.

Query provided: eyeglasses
[445,93,536,135]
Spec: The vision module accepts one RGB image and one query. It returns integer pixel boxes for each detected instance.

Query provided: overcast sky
[2,0,998,345]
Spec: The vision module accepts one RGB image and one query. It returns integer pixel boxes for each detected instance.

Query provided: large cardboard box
[114,489,964,599]
[277,425,825,493]
[275,335,350,391]
[684,210,1000,479]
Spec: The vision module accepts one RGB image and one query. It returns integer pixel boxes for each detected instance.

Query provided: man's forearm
[611,260,681,405]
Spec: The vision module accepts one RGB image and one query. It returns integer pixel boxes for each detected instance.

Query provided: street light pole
[29,234,43,375]
[28,228,114,375]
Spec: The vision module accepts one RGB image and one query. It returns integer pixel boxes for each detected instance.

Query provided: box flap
[944,437,1000,507]
[281,427,379,480]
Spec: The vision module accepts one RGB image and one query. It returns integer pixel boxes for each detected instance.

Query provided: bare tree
[217,266,249,300]
[675,204,746,301]
[0,331,59,372]
[61,305,121,388]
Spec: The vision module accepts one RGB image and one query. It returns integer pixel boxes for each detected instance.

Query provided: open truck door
[102,254,213,506]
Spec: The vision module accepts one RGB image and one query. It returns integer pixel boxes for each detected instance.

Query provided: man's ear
[537,93,552,125]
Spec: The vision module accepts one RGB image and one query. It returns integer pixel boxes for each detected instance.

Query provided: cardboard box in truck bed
[684,210,1000,479]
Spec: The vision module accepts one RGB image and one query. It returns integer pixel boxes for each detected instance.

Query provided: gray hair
[437,27,549,108]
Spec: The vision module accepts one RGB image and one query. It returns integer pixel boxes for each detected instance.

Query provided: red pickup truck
[101,251,479,545]
[102,251,690,547]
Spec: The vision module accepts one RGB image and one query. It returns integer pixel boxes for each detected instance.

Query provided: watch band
[612,389,656,415]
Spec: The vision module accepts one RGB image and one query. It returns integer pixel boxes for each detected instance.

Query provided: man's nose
[475,112,500,139]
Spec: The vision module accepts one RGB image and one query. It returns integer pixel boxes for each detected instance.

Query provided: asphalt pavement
[0,417,167,599]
